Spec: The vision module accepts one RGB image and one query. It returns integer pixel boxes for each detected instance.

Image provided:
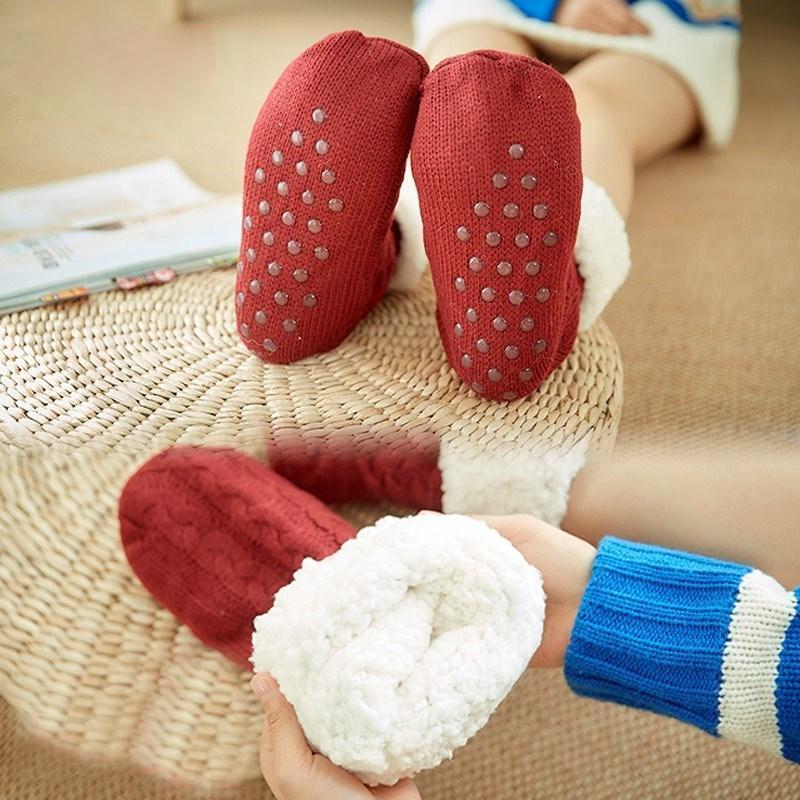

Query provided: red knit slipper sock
[119,447,356,667]
[236,30,428,363]
[411,51,585,401]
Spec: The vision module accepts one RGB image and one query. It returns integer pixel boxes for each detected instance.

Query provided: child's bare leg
[566,52,699,217]
[424,24,536,66]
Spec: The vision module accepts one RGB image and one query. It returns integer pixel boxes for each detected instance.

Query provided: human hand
[477,514,596,667]
[251,674,422,800]
[554,0,649,35]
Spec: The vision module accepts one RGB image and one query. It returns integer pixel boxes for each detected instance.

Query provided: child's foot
[411,51,584,401]
[237,30,428,363]
[119,447,356,666]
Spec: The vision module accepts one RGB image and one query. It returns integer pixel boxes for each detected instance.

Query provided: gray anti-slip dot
[503,203,519,219]
[508,144,524,159]
[492,173,508,189]
[533,204,549,220]
[307,219,322,234]
[258,200,271,215]
[466,308,478,323]
[302,190,314,206]
[488,368,503,382]
[496,261,512,277]
[291,130,303,146]
[473,202,490,218]
[514,233,530,249]
[508,290,524,305]
[519,368,533,381]
[492,317,507,331]
[295,161,309,177]
[502,391,518,400]
[543,231,558,247]
[525,260,541,277]
[282,319,298,332]
[461,354,473,368]
[536,287,551,303]
[454,277,467,292]
[268,261,282,277]
[236,261,243,274]
[314,246,330,261]
[303,293,317,307]
[246,248,256,262]
[520,316,534,332]
[312,107,327,124]
[255,310,267,325]
[243,216,252,231]
[240,323,250,338]
[328,198,344,212]
[282,211,295,226]
[485,232,501,247]
[476,338,490,353]
[315,139,329,155]
[504,345,520,360]
[262,231,275,246]
[277,181,289,197]
[293,269,308,283]
[456,226,471,242]
[471,382,484,394]
[254,168,265,183]
[249,279,261,295]
[263,338,278,353]
[521,175,537,190]
[468,256,483,273]
[287,240,302,255]
[321,169,336,185]
[454,323,464,337]
[235,291,244,307]
[534,338,548,354]
[272,151,284,166]
[481,287,496,302]
[274,291,288,306]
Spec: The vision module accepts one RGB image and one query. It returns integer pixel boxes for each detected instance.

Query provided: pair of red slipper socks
[235,30,585,402]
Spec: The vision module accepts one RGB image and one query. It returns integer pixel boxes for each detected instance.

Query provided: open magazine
[0,160,240,314]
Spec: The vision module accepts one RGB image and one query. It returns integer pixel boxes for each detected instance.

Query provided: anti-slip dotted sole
[237,31,428,364]
[412,50,584,401]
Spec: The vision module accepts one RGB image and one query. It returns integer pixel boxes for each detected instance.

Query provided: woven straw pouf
[0,266,622,787]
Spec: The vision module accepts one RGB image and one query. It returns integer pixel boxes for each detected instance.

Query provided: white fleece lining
[413,0,740,147]
[717,570,797,755]
[439,436,588,524]
[575,177,631,332]
[389,166,428,292]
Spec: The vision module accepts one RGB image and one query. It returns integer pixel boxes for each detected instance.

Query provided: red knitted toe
[411,51,584,401]
[119,447,356,667]
[236,30,428,364]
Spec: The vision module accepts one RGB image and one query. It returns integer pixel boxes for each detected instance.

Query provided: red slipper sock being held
[119,447,356,667]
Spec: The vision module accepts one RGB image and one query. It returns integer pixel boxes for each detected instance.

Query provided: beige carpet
[1,0,799,798]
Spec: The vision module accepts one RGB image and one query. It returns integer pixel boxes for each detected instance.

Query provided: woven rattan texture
[0,266,622,787]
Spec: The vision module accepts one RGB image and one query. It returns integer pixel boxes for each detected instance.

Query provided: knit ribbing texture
[565,537,800,763]
[236,30,428,363]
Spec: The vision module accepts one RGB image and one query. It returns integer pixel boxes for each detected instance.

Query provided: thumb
[251,674,313,784]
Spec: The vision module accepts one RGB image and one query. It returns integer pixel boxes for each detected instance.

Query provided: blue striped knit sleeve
[564,538,800,763]
[777,589,800,761]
